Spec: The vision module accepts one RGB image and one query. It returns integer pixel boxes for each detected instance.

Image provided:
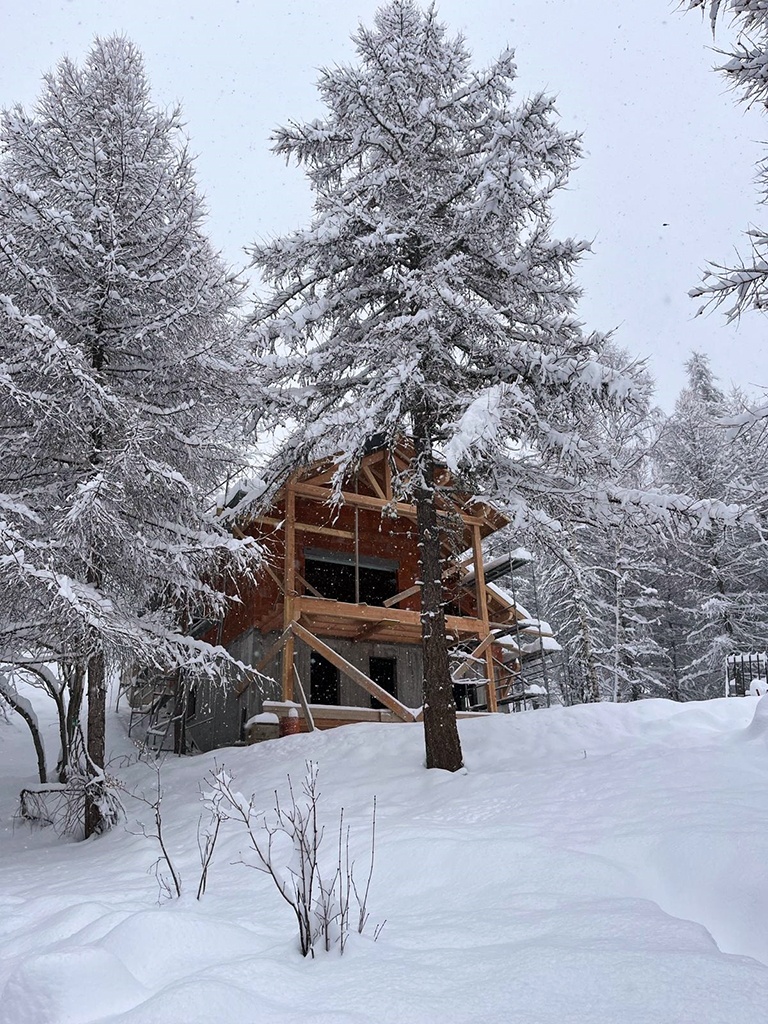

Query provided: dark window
[310,651,340,705]
[369,656,397,710]
[303,550,399,607]
[358,565,399,606]
[304,558,356,602]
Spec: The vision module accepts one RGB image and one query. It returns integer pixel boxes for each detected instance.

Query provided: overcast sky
[1,0,765,408]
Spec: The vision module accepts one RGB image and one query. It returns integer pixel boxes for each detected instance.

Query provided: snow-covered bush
[205,762,382,957]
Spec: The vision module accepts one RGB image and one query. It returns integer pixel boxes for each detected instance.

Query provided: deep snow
[2,691,768,1023]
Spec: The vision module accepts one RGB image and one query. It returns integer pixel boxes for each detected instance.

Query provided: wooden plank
[452,632,500,681]
[294,569,324,600]
[282,483,296,702]
[289,621,417,722]
[354,618,401,641]
[263,563,285,595]
[262,701,403,725]
[291,481,486,527]
[383,557,476,609]
[382,454,392,500]
[296,595,485,635]
[383,583,421,608]
[472,524,498,713]
[489,619,554,638]
[251,515,354,541]
[293,665,315,732]
[300,459,336,485]
[254,628,292,674]
[362,463,386,500]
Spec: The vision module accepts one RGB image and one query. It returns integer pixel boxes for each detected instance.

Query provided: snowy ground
[2,691,768,1024]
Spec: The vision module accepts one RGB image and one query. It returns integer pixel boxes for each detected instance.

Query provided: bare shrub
[196,798,225,900]
[124,751,181,900]
[204,760,383,957]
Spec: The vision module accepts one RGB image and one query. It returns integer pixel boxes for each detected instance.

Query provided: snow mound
[2,691,768,1023]
[1,947,145,1024]
[98,909,269,988]
[745,693,768,738]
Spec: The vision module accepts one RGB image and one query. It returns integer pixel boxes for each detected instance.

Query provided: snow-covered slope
[2,694,768,1023]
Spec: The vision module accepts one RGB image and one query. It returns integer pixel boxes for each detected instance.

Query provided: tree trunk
[173,672,187,756]
[4,690,47,783]
[65,663,85,749]
[84,650,106,837]
[412,406,463,772]
[52,687,69,783]
[662,553,682,701]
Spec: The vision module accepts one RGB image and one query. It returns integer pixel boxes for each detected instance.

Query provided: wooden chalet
[173,442,554,751]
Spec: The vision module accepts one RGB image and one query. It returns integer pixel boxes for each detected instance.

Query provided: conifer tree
[249,1,644,770]
[687,1,768,323]
[652,354,768,695]
[0,37,258,833]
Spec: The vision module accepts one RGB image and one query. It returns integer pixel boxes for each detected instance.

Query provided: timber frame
[219,441,553,736]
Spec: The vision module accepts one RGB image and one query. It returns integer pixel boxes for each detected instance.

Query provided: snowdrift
[2,694,768,1023]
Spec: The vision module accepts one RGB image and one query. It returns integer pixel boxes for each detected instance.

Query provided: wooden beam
[293,665,315,731]
[489,619,554,638]
[385,553,475,608]
[294,569,324,600]
[383,583,421,608]
[472,524,497,713]
[362,463,386,500]
[263,563,285,595]
[251,515,354,541]
[263,700,403,725]
[452,632,500,681]
[354,618,400,641]
[300,459,336,485]
[282,483,297,702]
[291,481,486,527]
[382,454,392,500]
[296,595,485,635]
[289,621,416,722]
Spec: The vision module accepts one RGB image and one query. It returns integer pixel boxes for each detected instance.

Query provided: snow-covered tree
[248,1,646,769]
[0,37,259,833]
[651,354,768,696]
[687,1,768,324]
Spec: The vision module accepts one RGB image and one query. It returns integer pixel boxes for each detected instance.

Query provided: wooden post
[281,482,296,702]
[472,525,497,712]
[354,473,360,604]
[383,454,392,500]
[293,664,315,731]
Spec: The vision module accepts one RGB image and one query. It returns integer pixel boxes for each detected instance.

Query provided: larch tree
[0,37,259,834]
[687,2,768,325]
[249,0,647,770]
[651,354,768,696]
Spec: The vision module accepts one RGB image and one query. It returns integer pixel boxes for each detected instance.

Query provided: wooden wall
[213,494,475,649]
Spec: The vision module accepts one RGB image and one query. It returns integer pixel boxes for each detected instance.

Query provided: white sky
[1,0,765,408]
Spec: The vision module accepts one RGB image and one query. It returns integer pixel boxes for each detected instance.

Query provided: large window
[303,548,399,606]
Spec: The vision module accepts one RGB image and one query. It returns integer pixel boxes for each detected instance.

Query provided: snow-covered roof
[486,581,532,620]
